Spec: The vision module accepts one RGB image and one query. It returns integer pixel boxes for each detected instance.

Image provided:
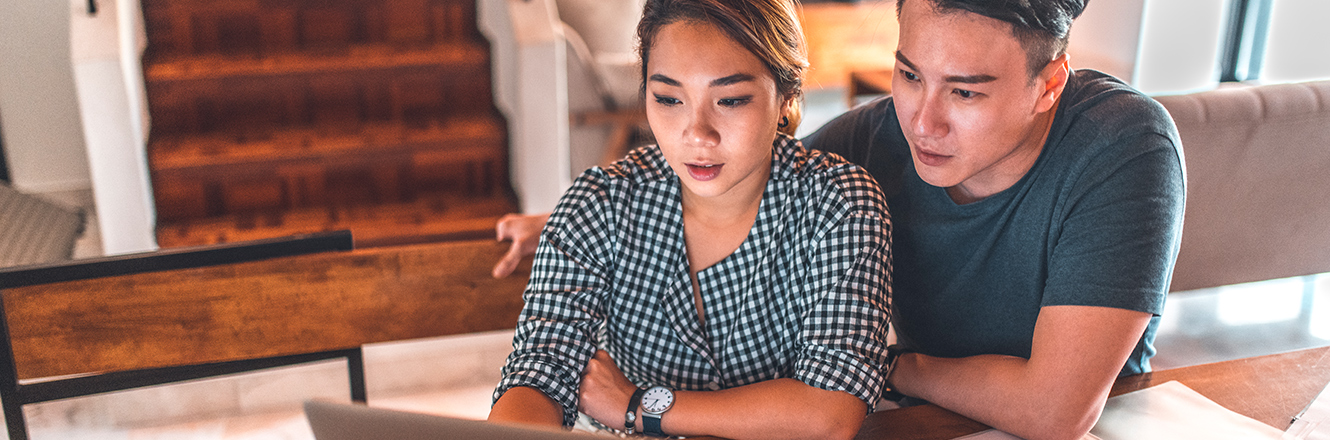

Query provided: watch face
[641,387,674,414]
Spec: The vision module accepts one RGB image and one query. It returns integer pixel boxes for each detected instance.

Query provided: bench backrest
[0,237,528,382]
[1157,80,1330,292]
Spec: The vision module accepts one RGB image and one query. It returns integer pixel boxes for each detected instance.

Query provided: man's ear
[1035,53,1071,114]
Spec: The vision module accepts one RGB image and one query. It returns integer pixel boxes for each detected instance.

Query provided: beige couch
[1156,80,1330,292]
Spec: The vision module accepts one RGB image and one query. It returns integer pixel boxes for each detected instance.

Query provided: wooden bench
[0,231,529,440]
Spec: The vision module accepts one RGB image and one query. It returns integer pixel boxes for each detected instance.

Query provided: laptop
[304,400,602,440]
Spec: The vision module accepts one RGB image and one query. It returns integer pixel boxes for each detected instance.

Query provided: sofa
[1156,79,1330,292]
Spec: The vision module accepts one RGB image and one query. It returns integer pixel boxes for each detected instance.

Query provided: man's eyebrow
[649,74,681,87]
[895,51,998,84]
[711,73,755,87]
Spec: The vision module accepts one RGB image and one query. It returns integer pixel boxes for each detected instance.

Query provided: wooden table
[853,345,1330,439]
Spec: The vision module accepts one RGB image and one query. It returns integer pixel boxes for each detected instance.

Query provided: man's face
[893,0,1065,202]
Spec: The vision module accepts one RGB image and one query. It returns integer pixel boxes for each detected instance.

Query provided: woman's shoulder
[772,135,887,214]
[550,144,675,230]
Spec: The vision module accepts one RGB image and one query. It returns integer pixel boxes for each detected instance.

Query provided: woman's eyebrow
[649,73,681,86]
[711,73,755,87]
[649,73,756,87]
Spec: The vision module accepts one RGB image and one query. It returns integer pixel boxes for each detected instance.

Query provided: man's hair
[898,0,1088,78]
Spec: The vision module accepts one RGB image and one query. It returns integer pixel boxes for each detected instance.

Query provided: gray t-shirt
[803,70,1185,375]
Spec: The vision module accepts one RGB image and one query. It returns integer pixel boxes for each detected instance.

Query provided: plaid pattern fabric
[495,135,892,426]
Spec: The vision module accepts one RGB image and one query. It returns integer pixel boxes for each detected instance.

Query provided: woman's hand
[578,350,638,429]
[492,213,551,278]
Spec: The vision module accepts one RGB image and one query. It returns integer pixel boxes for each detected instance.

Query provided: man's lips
[686,163,723,181]
[914,147,951,167]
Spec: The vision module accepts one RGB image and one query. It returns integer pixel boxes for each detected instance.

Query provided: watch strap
[643,412,665,437]
[625,388,646,434]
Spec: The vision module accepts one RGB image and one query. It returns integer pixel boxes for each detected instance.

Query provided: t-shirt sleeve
[788,169,893,412]
[492,170,615,427]
[1042,132,1186,315]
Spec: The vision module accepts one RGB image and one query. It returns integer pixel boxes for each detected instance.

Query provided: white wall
[0,0,93,193]
[70,0,158,254]
[1067,0,1147,83]
[479,0,573,214]
[1134,0,1233,95]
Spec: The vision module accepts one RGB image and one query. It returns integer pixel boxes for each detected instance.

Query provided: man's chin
[912,160,962,189]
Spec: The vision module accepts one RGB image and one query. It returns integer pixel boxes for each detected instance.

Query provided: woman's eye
[718,97,751,107]
[653,95,681,106]
[900,70,919,82]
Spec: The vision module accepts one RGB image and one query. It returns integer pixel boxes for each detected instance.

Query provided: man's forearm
[653,378,866,440]
[893,353,1106,440]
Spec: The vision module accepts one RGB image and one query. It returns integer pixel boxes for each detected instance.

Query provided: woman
[488,0,891,438]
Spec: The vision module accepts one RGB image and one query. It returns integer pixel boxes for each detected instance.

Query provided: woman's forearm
[654,378,866,440]
[488,386,564,428]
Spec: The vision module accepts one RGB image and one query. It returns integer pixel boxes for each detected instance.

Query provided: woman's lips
[686,163,723,181]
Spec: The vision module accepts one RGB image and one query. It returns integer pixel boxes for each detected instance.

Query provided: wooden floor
[155,191,516,249]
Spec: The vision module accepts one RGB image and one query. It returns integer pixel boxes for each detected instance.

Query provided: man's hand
[492,212,551,278]
[578,350,637,429]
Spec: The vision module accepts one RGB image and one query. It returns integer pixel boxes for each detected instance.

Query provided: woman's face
[645,20,786,203]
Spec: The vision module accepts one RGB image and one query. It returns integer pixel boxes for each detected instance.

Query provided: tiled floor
[12,88,1329,438]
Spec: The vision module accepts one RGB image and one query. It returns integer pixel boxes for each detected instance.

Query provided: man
[492,0,1185,438]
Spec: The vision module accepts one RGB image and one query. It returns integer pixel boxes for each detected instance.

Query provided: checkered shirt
[494,134,893,426]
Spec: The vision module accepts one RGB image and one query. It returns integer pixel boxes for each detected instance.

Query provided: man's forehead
[895,0,1026,81]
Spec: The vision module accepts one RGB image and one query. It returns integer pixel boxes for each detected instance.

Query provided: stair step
[145,43,487,83]
[149,117,508,222]
[150,116,502,172]
[155,191,516,249]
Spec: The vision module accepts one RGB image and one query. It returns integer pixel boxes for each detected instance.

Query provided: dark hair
[898,0,1088,78]
[637,0,808,136]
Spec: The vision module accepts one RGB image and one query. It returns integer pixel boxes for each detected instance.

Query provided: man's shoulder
[1051,70,1183,168]
[1060,70,1178,137]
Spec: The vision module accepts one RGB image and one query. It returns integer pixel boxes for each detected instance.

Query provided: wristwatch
[640,386,675,437]
[625,387,645,434]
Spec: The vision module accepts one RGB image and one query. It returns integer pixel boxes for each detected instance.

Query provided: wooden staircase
[141,0,515,248]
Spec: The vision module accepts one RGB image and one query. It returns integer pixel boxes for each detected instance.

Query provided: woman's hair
[637,0,809,136]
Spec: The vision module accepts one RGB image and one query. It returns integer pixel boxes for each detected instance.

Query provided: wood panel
[799,1,899,90]
[2,239,530,381]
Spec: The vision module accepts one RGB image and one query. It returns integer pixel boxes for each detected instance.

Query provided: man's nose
[911,94,949,139]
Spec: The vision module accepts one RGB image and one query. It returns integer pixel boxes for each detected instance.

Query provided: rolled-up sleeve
[493,171,616,427]
[790,173,893,412]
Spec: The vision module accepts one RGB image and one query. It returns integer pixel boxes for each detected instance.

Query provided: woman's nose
[684,107,721,148]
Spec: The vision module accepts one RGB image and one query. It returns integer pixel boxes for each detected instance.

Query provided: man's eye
[900,70,919,81]
[955,89,975,99]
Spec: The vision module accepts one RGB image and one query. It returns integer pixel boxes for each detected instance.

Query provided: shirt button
[707,382,721,391]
